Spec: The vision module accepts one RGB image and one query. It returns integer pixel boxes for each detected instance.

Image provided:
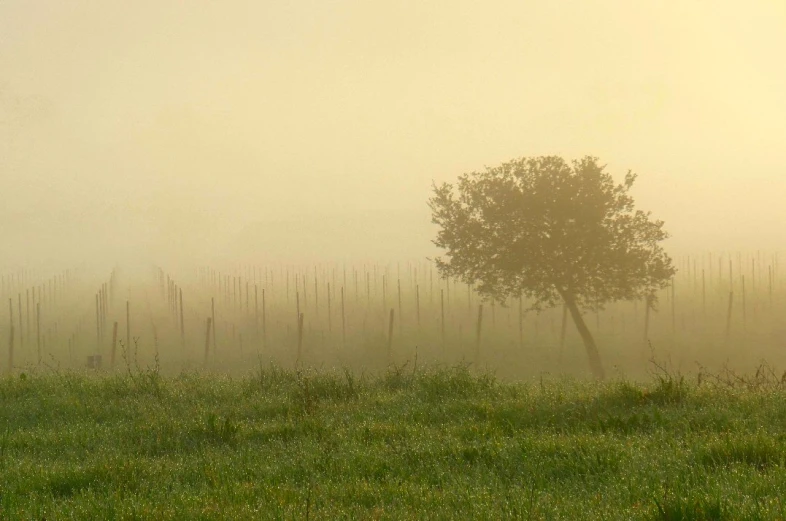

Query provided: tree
[428,156,675,379]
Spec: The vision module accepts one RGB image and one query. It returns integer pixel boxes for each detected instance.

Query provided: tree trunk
[561,292,605,380]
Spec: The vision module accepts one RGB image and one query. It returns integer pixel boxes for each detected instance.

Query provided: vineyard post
[296,312,304,367]
[7,323,13,375]
[474,304,483,367]
[518,294,523,349]
[387,308,395,363]
[741,275,747,333]
[36,302,41,366]
[95,294,100,346]
[671,278,676,335]
[397,279,402,334]
[254,285,259,341]
[211,297,217,356]
[728,260,733,292]
[262,289,267,349]
[111,321,118,369]
[126,301,130,357]
[204,317,212,366]
[768,266,773,309]
[17,293,23,347]
[8,298,14,374]
[440,289,445,348]
[724,291,734,343]
[702,269,706,317]
[179,288,185,350]
[340,286,346,349]
[327,283,332,332]
[415,285,420,327]
[559,302,568,356]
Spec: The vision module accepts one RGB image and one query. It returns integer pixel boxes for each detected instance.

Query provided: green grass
[1,363,786,520]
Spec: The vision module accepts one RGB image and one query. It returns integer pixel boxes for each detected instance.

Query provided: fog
[1,0,784,271]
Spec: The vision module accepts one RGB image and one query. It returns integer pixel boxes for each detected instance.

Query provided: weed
[204,413,239,445]
[652,489,726,521]
[698,433,783,470]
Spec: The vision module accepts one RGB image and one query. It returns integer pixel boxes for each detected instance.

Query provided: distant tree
[429,156,675,379]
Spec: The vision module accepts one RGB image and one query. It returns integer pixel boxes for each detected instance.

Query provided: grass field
[1,362,786,520]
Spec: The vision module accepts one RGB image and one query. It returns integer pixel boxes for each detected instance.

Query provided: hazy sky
[1,1,784,267]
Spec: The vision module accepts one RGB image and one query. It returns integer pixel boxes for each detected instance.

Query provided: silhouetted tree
[429,156,675,379]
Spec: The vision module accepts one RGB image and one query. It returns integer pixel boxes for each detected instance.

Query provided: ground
[1,363,785,520]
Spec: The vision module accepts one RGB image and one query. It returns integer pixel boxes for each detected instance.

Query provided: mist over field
[1,1,785,378]
[4,5,786,518]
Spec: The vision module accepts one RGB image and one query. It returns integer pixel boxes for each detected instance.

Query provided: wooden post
[671,278,676,335]
[7,324,13,375]
[36,301,41,366]
[341,286,346,349]
[296,312,304,366]
[95,294,101,346]
[8,298,14,374]
[26,289,29,340]
[474,304,483,366]
[729,260,733,292]
[254,285,259,340]
[518,294,523,349]
[211,297,217,356]
[126,301,130,354]
[702,269,706,316]
[440,289,445,348]
[262,289,267,349]
[111,321,118,369]
[769,266,773,309]
[387,308,395,363]
[559,302,568,353]
[179,288,185,349]
[415,285,420,327]
[741,275,747,333]
[397,278,402,334]
[725,291,734,342]
[366,272,370,306]
[17,293,23,347]
[327,283,332,332]
[204,317,212,365]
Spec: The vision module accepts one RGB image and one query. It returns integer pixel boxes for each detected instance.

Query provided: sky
[1,0,784,268]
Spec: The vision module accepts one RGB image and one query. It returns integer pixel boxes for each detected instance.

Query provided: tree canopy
[429,155,675,378]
